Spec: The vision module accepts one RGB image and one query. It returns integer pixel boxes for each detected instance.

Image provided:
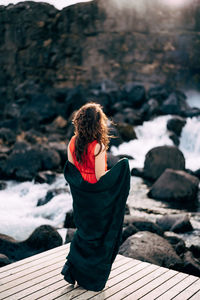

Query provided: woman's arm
[68,143,74,165]
[95,143,106,181]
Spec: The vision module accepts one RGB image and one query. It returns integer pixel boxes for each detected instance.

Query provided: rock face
[148,169,199,202]
[143,146,185,181]
[0,0,200,105]
[119,231,182,269]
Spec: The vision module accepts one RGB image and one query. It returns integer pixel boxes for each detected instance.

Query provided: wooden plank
[0,262,64,299]
[156,275,199,299]
[106,266,168,300]
[140,272,189,300]
[53,259,142,300]
[0,252,66,285]
[189,290,200,300]
[122,269,177,300]
[88,263,159,300]
[0,244,69,276]
[0,247,68,283]
[172,279,200,300]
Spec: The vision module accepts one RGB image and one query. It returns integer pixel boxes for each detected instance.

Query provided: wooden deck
[0,244,200,300]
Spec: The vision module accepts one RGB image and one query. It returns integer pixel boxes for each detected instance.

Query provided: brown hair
[72,102,109,164]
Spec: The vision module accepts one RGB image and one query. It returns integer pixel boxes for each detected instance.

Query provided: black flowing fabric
[61,158,130,291]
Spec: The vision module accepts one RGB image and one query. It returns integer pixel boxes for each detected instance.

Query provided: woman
[61,102,130,291]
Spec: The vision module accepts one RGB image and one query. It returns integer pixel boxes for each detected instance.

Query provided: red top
[69,136,107,184]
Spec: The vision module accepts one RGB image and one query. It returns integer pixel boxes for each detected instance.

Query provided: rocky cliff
[0,0,200,104]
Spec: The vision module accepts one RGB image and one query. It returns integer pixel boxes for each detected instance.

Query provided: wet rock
[125,203,130,215]
[141,98,160,120]
[37,188,68,206]
[194,168,200,180]
[167,116,186,136]
[0,225,62,263]
[156,214,193,233]
[122,224,138,243]
[147,85,169,103]
[116,123,137,142]
[182,251,200,277]
[148,169,199,202]
[34,171,56,184]
[161,91,188,115]
[164,232,186,256]
[65,228,76,244]
[108,124,124,148]
[65,85,87,118]
[123,215,164,236]
[64,209,76,228]
[119,231,183,269]
[0,181,7,190]
[0,253,11,267]
[131,168,145,177]
[122,83,146,108]
[143,146,185,181]
[168,132,180,146]
[190,245,200,258]
[0,128,16,146]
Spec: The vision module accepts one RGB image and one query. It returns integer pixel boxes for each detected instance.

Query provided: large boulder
[122,83,146,108]
[157,214,194,233]
[160,91,189,116]
[0,225,62,263]
[123,215,164,236]
[148,169,199,202]
[143,146,185,181]
[182,251,200,277]
[119,231,183,269]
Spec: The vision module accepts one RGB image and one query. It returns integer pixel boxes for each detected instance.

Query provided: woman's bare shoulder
[94,143,105,155]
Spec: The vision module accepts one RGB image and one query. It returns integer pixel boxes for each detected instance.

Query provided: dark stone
[0,181,7,190]
[0,128,16,146]
[161,91,188,115]
[125,203,130,215]
[0,253,11,267]
[123,83,146,108]
[116,123,137,142]
[123,215,164,236]
[64,209,76,228]
[182,251,200,277]
[147,85,170,103]
[143,146,185,181]
[167,116,186,136]
[148,169,199,202]
[37,188,68,206]
[34,171,56,184]
[65,228,76,244]
[190,245,200,258]
[0,225,62,263]
[194,169,200,179]
[131,168,145,177]
[168,132,180,146]
[122,224,138,243]
[119,231,183,270]
[141,98,160,120]
[156,214,194,233]
[164,232,186,256]
[64,85,87,118]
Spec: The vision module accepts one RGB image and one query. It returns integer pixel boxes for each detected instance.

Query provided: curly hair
[72,102,109,164]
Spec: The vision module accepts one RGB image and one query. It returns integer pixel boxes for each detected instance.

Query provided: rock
[168,132,180,146]
[37,188,69,206]
[122,83,146,108]
[0,253,11,267]
[147,85,169,103]
[116,123,137,142]
[161,91,189,115]
[131,168,145,177]
[123,215,164,236]
[0,225,62,263]
[34,171,56,184]
[189,245,200,258]
[0,128,16,146]
[65,228,76,244]
[156,214,194,233]
[164,232,186,255]
[119,231,183,269]
[143,146,185,181]
[182,251,200,277]
[148,169,199,202]
[122,108,143,126]
[141,98,160,120]
[24,225,62,251]
[167,116,186,136]
[125,203,130,215]
[64,85,87,118]
[122,224,138,243]
[0,181,7,190]
[64,209,76,228]
[194,169,200,180]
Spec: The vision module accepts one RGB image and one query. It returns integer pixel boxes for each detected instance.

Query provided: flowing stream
[0,94,200,246]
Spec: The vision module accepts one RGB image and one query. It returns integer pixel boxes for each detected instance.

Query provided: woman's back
[69,136,107,184]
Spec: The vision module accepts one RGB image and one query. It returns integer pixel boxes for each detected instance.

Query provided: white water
[0,175,72,241]
[0,96,200,241]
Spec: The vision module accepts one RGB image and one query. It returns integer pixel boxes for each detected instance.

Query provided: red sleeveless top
[69,136,107,184]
